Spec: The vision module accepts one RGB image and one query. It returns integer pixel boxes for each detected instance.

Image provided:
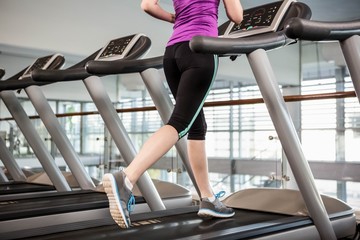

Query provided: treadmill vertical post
[24,85,96,191]
[0,166,9,182]
[82,75,166,211]
[340,35,360,103]
[247,48,337,240]
[0,136,27,182]
[0,91,71,191]
[140,68,201,197]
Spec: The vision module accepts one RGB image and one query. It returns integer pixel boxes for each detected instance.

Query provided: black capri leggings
[163,41,218,140]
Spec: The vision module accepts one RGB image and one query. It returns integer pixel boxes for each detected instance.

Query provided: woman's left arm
[141,0,175,23]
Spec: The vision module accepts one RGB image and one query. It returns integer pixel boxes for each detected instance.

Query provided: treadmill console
[20,54,62,80]
[221,0,294,38]
[95,33,145,61]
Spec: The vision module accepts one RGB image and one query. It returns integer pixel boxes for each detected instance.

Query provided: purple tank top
[167,0,220,47]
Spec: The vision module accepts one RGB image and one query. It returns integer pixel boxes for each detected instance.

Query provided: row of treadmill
[0,0,359,239]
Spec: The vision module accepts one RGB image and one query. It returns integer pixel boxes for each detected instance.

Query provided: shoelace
[127,194,136,212]
[214,191,226,199]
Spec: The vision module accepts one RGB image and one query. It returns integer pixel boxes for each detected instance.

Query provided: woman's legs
[164,42,218,199]
[103,42,232,229]
[125,42,217,195]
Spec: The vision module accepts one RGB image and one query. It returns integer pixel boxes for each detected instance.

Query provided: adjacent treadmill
[0,55,70,196]
[0,35,191,240]
[4,54,96,191]
[33,37,200,198]
[189,0,357,239]
[0,55,111,240]
[284,14,360,237]
[24,1,355,239]
[284,17,360,103]
[0,68,11,183]
[32,33,192,210]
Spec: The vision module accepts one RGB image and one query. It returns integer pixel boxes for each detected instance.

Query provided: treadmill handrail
[86,56,164,75]
[189,31,293,55]
[32,56,164,82]
[32,36,159,81]
[32,68,90,82]
[0,75,48,91]
[284,17,360,41]
[31,50,101,82]
[0,55,65,91]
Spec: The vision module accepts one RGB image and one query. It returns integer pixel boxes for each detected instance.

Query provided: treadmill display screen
[95,34,145,61]
[222,0,294,38]
[20,54,60,80]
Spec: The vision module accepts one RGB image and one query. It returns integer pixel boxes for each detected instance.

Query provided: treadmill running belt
[23,208,311,240]
[0,182,55,194]
[0,191,109,221]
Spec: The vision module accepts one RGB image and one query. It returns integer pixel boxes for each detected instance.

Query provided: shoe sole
[103,173,129,228]
[198,208,235,218]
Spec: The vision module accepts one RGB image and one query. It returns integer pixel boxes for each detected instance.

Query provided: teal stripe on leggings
[178,55,219,138]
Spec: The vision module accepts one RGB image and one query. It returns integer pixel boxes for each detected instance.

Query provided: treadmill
[6,54,97,191]
[0,68,10,183]
[284,14,360,236]
[24,1,355,240]
[284,17,360,104]
[0,68,14,183]
[189,0,357,239]
[33,37,200,198]
[0,55,111,240]
[0,55,70,196]
[31,33,193,210]
[1,65,65,195]
[3,1,356,239]
[0,35,191,240]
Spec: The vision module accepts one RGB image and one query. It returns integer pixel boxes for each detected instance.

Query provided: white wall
[0,0,171,57]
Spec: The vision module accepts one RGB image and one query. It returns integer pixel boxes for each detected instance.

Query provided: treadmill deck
[21,207,313,240]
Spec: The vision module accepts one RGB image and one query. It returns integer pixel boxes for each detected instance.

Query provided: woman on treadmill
[102,0,243,228]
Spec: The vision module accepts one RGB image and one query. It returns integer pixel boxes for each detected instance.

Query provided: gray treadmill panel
[95,33,145,61]
[222,0,294,38]
[19,54,62,80]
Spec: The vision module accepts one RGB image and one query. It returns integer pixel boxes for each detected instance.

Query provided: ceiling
[0,0,359,100]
